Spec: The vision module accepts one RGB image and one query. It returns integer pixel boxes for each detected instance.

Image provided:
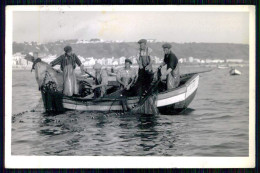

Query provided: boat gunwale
[158,73,199,95]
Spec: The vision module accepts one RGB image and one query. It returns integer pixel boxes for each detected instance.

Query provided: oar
[194,68,213,74]
[182,68,213,76]
[82,69,96,79]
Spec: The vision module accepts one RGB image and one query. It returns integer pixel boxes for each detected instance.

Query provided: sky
[13,11,249,44]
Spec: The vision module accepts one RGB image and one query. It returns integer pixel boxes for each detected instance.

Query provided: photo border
[3,4,257,169]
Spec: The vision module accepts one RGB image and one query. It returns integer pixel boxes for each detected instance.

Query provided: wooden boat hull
[62,74,199,114]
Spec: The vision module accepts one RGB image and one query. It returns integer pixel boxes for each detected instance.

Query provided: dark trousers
[120,86,136,112]
[136,68,154,96]
[93,87,101,99]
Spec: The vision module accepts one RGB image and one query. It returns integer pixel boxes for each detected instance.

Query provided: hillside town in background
[12,39,249,70]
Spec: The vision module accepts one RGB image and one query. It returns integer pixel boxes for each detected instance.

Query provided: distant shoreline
[12,63,248,71]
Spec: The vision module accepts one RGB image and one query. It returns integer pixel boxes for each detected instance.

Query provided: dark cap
[138,39,147,44]
[64,45,72,53]
[162,43,172,49]
[125,58,132,64]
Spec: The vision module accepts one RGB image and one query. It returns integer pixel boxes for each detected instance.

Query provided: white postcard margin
[5,5,256,168]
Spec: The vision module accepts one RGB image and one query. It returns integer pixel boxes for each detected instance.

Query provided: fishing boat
[229,68,241,75]
[62,73,199,114]
[24,54,199,115]
[217,65,229,69]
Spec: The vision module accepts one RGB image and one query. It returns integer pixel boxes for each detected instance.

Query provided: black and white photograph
[5,5,255,168]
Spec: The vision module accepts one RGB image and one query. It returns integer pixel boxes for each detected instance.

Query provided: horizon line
[12,40,249,45]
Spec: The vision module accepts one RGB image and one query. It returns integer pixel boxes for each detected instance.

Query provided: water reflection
[136,114,159,154]
[95,114,108,128]
[37,112,85,155]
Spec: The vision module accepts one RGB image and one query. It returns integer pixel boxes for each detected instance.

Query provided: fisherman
[106,65,117,76]
[91,63,108,98]
[116,58,137,111]
[136,39,154,96]
[50,45,85,96]
[116,58,137,96]
[158,43,180,90]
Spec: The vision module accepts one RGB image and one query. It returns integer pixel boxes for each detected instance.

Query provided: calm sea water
[11,67,249,156]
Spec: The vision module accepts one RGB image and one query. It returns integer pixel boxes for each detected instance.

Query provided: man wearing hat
[136,39,154,95]
[116,58,137,111]
[91,63,108,98]
[50,45,85,96]
[158,43,180,90]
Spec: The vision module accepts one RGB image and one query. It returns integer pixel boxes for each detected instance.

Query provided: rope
[108,89,125,114]
[108,96,119,114]
[12,110,29,117]
[74,97,78,112]
[12,102,42,117]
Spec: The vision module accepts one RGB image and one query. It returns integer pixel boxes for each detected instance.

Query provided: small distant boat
[230,68,241,75]
[217,65,229,69]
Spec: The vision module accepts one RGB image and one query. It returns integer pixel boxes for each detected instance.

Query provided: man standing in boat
[158,43,180,90]
[91,63,109,98]
[50,45,85,96]
[136,39,154,96]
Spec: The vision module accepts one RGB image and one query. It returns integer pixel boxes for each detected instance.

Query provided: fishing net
[41,81,64,113]
[79,81,92,97]
[130,69,162,115]
[131,94,159,115]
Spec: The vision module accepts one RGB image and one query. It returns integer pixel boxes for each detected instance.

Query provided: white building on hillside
[147,39,156,43]
[12,53,33,68]
[97,59,103,65]
[101,58,107,65]
[77,55,85,63]
[83,57,95,66]
[226,59,243,63]
[90,38,104,43]
[42,54,57,63]
[76,40,90,44]
[212,59,225,63]
[112,60,119,66]
[206,59,213,63]
[119,57,126,64]
[194,58,201,63]
[106,57,114,65]
[189,57,194,63]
